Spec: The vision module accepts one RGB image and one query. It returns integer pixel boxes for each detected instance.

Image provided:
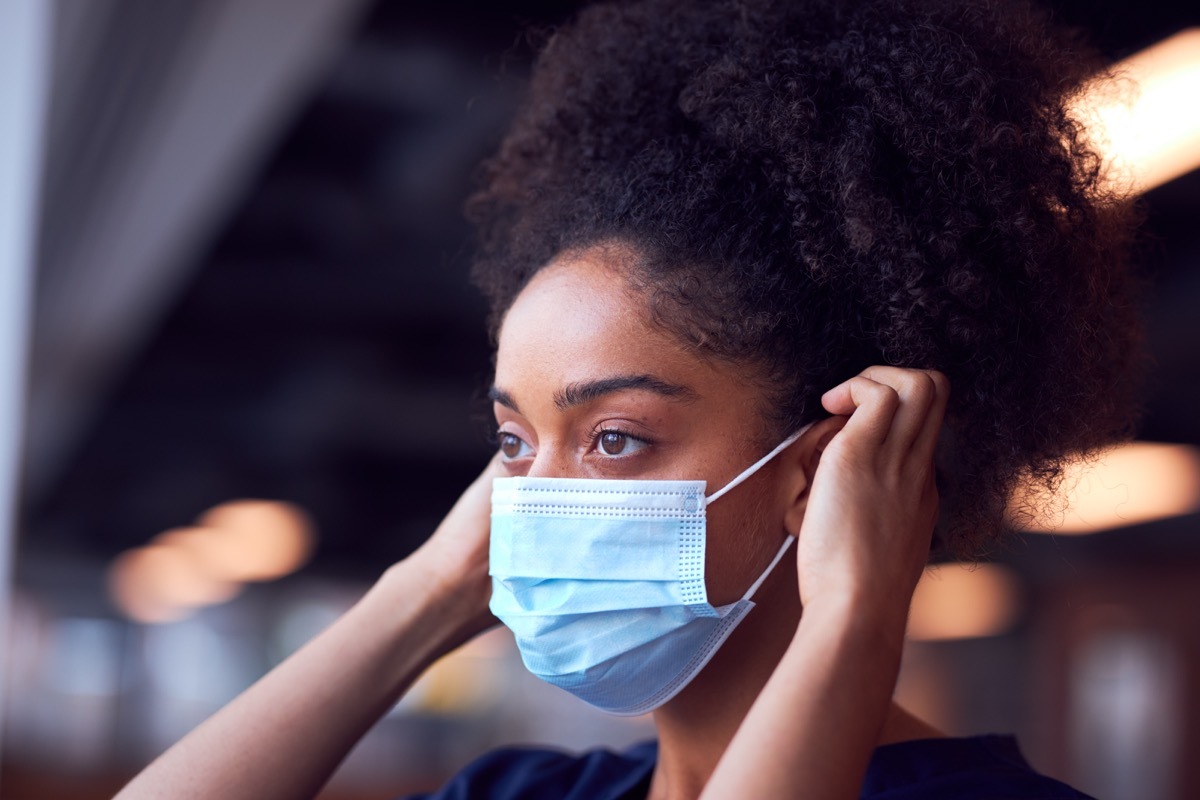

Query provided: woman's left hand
[701,366,949,800]
[795,366,949,624]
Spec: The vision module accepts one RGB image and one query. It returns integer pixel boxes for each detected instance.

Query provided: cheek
[702,486,780,606]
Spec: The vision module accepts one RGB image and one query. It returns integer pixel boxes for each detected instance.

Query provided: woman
[116,0,1142,797]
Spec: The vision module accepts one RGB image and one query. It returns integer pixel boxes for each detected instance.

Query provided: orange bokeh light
[107,544,240,624]
[908,563,1020,642]
[194,500,315,581]
[108,500,316,624]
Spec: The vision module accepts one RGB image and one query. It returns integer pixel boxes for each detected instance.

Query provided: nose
[524,446,576,479]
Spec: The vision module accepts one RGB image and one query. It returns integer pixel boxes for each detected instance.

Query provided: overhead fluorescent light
[1073,28,1200,194]
[1010,442,1200,534]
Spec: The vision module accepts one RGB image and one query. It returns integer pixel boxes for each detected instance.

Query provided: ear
[781,416,847,536]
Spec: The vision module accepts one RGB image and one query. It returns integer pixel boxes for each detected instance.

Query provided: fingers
[480,452,506,480]
[911,370,950,461]
[820,375,900,448]
[441,454,504,532]
[858,366,945,456]
[821,367,949,457]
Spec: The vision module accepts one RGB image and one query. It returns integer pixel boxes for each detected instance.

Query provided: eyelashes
[586,427,652,458]
[492,424,654,461]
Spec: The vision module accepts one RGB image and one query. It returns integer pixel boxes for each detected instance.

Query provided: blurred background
[1,1,1198,798]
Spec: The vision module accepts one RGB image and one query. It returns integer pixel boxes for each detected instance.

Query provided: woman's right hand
[114,454,505,800]
[400,453,504,642]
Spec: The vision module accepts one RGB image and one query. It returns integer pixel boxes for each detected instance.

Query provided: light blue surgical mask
[488,425,810,716]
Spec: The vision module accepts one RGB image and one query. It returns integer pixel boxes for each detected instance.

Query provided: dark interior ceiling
[19,0,1200,581]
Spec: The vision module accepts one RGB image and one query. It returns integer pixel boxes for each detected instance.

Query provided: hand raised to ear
[795,367,949,619]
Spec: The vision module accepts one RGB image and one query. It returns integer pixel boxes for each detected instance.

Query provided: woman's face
[491,244,797,604]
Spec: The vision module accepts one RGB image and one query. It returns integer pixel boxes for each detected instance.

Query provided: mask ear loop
[704,422,814,505]
[740,535,795,601]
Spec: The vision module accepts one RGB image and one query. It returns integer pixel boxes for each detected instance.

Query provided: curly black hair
[466,0,1145,559]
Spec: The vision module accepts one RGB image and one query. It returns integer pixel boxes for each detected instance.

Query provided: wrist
[797,590,910,655]
[358,556,496,681]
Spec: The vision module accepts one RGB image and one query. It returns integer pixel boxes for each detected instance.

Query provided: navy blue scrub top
[400,735,1095,799]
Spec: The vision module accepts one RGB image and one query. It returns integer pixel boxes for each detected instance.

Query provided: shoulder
[862,735,1095,799]
[399,740,657,800]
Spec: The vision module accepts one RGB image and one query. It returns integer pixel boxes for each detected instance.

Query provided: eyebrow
[487,386,521,413]
[487,374,698,414]
[555,374,698,410]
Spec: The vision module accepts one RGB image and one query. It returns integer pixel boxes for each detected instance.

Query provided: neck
[645,566,942,800]
[647,566,797,800]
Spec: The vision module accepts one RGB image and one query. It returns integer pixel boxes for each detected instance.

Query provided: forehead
[493,248,747,404]
[496,251,677,383]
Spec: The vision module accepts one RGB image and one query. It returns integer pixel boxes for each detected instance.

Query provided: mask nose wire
[703,422,814,505]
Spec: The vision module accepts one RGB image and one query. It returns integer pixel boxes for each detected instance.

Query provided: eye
[498,432,533,460]
[595,429,649,457]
